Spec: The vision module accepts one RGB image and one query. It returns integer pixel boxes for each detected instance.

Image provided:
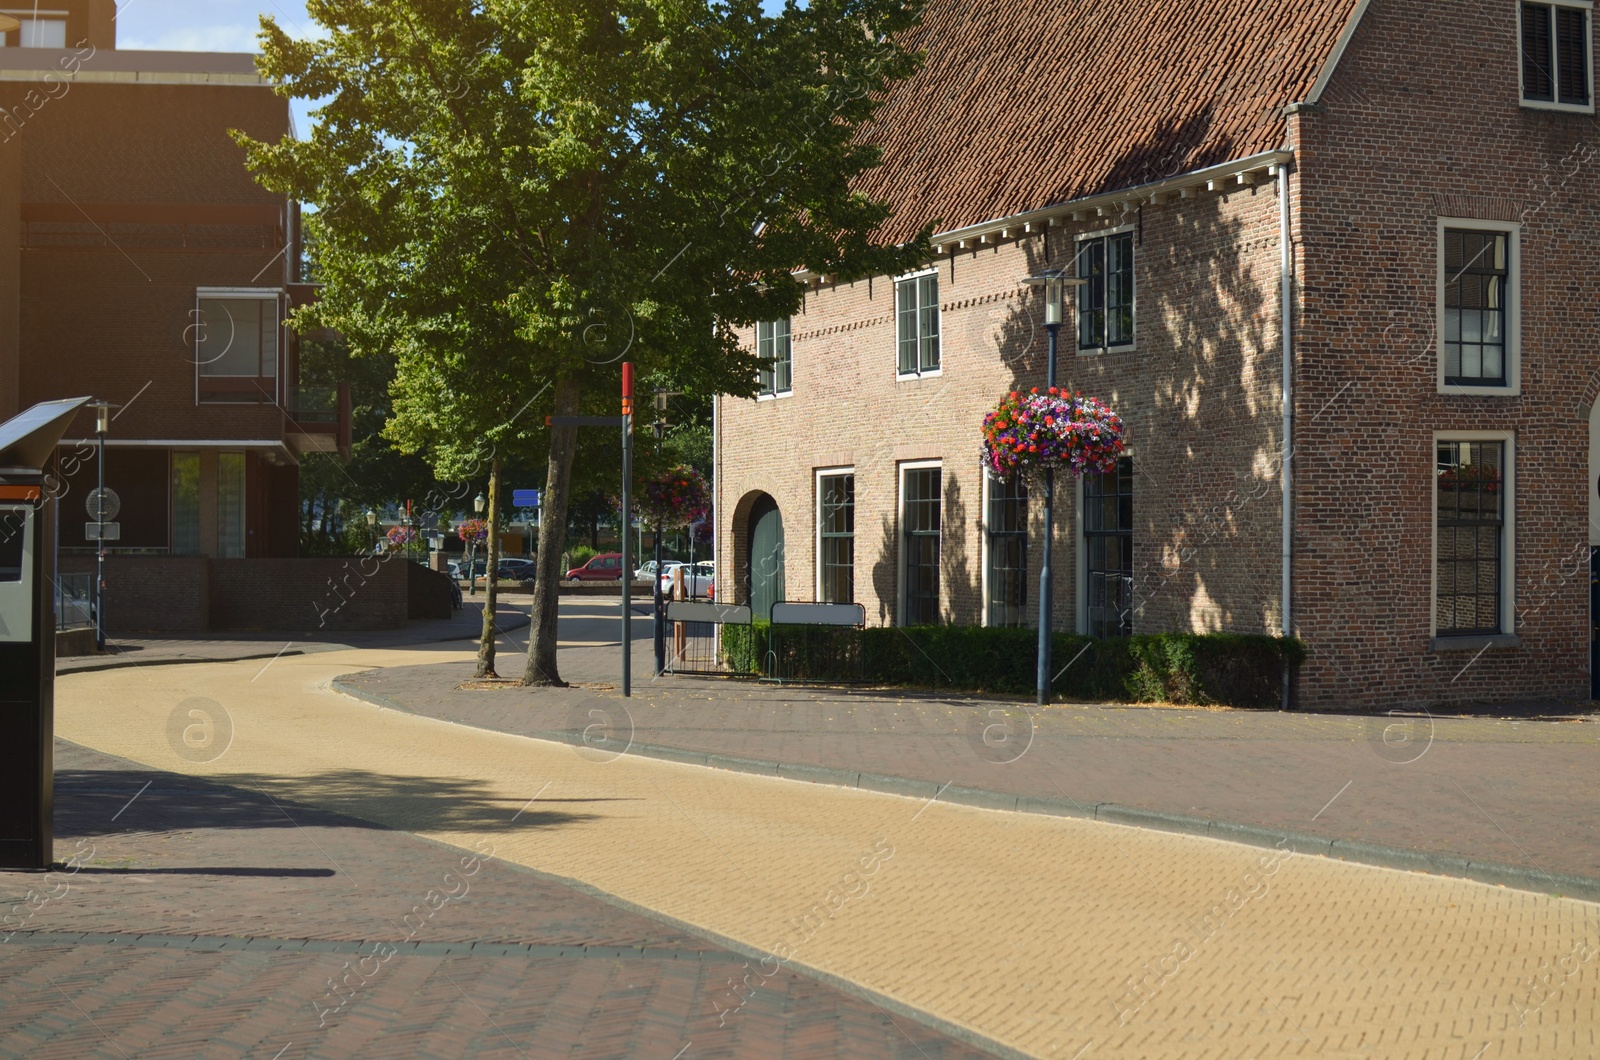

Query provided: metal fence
[55,572,92,632]
[765,602,867,684]
[664,601,755,676]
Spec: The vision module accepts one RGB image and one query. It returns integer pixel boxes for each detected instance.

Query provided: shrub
[566,544,599,569]
[719,622,1302,708]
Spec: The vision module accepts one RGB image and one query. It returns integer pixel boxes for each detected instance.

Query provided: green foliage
[719,624,1303,708]
[566,544,599,569]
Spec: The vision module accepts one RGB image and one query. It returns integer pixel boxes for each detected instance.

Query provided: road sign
[84,521,120,541]
[86,487,120,522]
[512,489,540,508]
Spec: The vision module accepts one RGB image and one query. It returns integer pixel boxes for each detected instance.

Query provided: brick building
[0,0,344,562]
[714,0,1600,710]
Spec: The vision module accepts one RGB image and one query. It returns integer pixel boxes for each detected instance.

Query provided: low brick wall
[60,556,210,633]
[214,557,407,632]
[60,555,422,633]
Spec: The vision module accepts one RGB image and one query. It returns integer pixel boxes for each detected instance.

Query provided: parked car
[566,553,626,582]
[659,562,714,599]
[635,559,683,582]
[497,557,536,581]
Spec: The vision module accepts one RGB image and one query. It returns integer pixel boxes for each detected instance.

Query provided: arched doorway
[747,494,785,621]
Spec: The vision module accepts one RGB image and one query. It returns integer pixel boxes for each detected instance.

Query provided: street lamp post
[471,492,486,596]
[1021,268,1085,706]
[87,400,114,652]
[365,508,378,554]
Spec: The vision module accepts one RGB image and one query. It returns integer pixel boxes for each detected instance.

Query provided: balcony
[285,381,351,459]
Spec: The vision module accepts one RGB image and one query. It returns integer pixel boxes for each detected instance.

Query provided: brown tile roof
[857,0,1361,242]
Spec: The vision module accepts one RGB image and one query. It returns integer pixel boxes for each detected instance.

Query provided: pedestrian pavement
[56,600,532,675]
[42,644,1600,1058]
[0,738,987,1059]
[336,628,1600,888]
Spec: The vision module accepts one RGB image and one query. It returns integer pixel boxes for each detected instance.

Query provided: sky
[114,0,319,135]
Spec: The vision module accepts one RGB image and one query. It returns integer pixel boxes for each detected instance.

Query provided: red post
[621,362,634,417]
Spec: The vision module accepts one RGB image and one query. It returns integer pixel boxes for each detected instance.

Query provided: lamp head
[1021,268,1085,327]
[365,508,377,528]
[86,400,117,435]
[474,492,487,514]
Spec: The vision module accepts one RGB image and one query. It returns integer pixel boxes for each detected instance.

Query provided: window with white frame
[817,471,854,603]
[1077,230,1134,353]
[896,273,940,376]
[758,318,792,396]
[14,17,67,48]
[1435,438,1512,637]
[1521,1,1593,110]
[985,474,1027,627]
[900,464,941,624]
[195,291,280,378]
[1439,221,1519,393]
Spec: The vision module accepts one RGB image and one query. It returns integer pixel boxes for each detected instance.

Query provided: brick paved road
[340,617,1600,883]
[0,741,990,1059]
[47,646,1600,1058]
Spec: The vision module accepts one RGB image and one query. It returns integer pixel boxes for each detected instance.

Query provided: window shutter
[1523,3,1555,100]
[1557,6,1590,105]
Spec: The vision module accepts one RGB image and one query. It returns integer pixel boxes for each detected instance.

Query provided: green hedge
[720,623,1303,708]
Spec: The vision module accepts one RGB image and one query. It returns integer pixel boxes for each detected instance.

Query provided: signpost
[548,365,634,696]
[0,396,91,870]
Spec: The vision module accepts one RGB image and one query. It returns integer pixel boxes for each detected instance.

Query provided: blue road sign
[512,489,540,508]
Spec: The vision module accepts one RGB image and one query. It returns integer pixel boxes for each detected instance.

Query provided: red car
[565,553,626,582]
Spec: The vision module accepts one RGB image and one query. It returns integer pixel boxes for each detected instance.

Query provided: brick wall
[1287,0,1598,709]
[717,183,1287,639]
[60,555,413,633]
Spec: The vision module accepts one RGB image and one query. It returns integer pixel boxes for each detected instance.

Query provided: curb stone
[332,675,1600,905]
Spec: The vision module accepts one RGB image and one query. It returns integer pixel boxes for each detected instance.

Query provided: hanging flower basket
[456,518,489,543]
[635,465,710,529]
[981,387,1126,480]
[385,524,417,551]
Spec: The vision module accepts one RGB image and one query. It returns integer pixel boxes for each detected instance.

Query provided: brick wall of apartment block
[716,182,1288,638]
[61,555,209,632]
[210,557,408,632]
[1288,0,1599,709]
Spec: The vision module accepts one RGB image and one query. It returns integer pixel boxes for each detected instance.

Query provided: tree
[238,0,931,686]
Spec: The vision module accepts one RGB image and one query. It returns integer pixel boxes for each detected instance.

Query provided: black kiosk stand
[0,397,89,871]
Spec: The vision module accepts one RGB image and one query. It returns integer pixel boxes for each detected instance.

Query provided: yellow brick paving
[57,648,1600,1059]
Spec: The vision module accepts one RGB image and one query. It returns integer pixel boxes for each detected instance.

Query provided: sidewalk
[0,739,989,1059]
[338,633,1600,887]
[56,601,531,675]
[46,646,1600,1058]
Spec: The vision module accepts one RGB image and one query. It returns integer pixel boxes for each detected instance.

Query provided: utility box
[0,397,88,870]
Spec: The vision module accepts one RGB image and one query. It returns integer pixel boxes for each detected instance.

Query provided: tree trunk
[476,453,503,679]
[524,377,581,686]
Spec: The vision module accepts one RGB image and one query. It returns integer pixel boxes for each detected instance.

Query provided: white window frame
[1518,0,1595,114]
[897,459,943,625]
[1074,224,1137,357]
[1430,430,1517,646]
[1437,218,1521,396]
[756,318,794,400]
[980,469,1029,628]
[894,268,942,380]
[194,287,286,406]
[814,466,855,603]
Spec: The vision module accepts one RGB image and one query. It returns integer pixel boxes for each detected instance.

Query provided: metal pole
[95,425,105,652]
[1036,321,1059,706]
[621,363,633,697]
[653,525,665,675]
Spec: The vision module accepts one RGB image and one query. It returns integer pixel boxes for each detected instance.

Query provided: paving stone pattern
[47,647,1600,1058]
[0,742,991,1059]
[344,636,1600,882]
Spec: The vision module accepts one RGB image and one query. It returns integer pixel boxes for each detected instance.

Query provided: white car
[659,562,713,599]
[635,559,683,582]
